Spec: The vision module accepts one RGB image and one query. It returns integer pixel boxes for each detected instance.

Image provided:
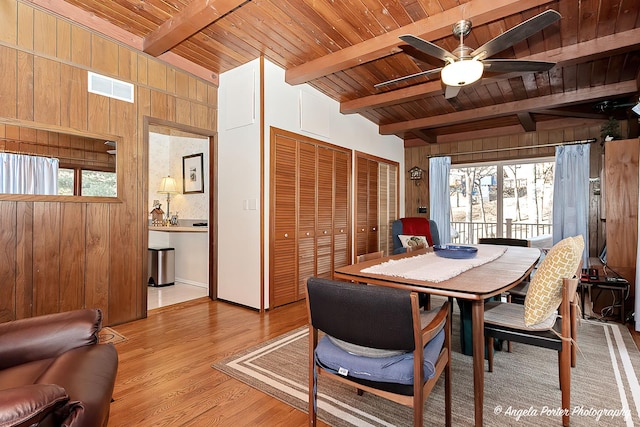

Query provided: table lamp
[157,176,179,222]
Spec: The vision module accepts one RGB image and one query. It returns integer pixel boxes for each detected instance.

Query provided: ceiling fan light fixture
[441,59,483,87]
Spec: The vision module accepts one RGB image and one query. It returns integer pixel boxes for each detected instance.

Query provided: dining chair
[483,235,583,427]
[478,237,531,352]
[355,250,384,263]
[478,237,531,304]
[306,277,451,427]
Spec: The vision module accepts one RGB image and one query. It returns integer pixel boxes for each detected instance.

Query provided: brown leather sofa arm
[0,384,69,427]
[0,309,102,370]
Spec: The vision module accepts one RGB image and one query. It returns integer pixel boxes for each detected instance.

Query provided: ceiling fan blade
[374,68,442,88]
[399,35,457,62]
[482,59,556,73]
[471,10,561,60]
[399,45,446,68]
[443,85,462,99]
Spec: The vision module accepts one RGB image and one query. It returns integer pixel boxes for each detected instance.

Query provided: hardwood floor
[108,297,640,426]
[107,297,327,426]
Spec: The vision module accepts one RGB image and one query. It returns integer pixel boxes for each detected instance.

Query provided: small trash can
[148,247,175,287]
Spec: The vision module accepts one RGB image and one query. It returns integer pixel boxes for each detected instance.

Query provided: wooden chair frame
[307,279,451,427]
[485,277,579,426]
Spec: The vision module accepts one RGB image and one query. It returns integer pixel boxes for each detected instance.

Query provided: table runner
[361,245,507,283]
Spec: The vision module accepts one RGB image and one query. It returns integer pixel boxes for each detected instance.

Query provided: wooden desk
[334,245,540,427]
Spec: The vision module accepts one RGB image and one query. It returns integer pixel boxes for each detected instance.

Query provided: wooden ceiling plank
[285,0,555,85]
[379,80,637,134]
[557,0,579,46]
[578,0,599,43]
[143,0,247,56]
[341,27,640,113]
[616,0,640,32]
[597,0,621,37]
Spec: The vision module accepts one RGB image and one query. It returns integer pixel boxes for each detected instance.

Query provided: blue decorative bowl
[433,245,478,259]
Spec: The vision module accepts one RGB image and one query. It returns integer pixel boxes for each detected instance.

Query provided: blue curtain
[429,156,451,244]
[553,144,590,265]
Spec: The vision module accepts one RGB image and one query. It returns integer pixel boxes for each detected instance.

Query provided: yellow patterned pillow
[524,235,583,326]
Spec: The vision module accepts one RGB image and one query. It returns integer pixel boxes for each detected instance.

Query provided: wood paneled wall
[0,1,217,325]
[405,124,614,257]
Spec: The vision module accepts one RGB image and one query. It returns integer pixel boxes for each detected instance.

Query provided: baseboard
[175,278,208,289]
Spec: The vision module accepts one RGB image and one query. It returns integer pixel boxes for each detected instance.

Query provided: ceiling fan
[376,9,562,99]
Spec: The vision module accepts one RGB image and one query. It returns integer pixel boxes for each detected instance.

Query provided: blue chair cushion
[315,328,445,385]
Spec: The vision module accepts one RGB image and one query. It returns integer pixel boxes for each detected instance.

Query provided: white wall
[217,62,262,308]
[218,58,405,309]
[148,131,209,221]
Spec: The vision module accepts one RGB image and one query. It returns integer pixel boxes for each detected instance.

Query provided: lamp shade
[158,176,179,194]
[441,59,483,87]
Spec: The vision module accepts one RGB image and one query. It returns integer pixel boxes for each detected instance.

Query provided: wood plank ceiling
[31,0,640,145]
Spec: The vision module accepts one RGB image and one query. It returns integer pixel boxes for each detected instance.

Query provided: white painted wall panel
[218,58,405,309]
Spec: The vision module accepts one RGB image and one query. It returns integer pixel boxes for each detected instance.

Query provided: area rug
[213,315,640,426]
[98,327,126,345]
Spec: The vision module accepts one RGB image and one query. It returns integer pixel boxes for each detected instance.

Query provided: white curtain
[429,156,451,244]
[552,144,590,266]
[0,153,59,195]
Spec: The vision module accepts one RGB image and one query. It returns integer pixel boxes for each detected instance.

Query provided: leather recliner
[0,309,118,427]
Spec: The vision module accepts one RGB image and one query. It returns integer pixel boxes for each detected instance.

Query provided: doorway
[145,120,217,312]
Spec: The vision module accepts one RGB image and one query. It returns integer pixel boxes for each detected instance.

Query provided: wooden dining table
[334,245,541,427]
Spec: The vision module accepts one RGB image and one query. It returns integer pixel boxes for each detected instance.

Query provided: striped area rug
[213,314,640,426]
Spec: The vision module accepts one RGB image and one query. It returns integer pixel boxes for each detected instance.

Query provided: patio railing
[451,220,552,245]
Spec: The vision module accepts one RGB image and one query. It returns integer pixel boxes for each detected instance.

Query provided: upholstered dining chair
[478,237,531,304]
[306,277,451,427]
[478,237,531,352]
[483,235,583,427]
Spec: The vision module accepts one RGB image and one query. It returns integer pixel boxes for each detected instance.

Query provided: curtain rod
[0,149,113,165]
[427,138,597,158]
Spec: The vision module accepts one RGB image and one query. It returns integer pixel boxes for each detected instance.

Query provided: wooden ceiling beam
[435,118,604,144]
[341,27,640,114]
[143,0,247,57]
[380,80,637,135]
[517,112,536,132]
[26,0,219,85]
[411,130,438,144]
[285,0,554,85]
[534,109,607,120]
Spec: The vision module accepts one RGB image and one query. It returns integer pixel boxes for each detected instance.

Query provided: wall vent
[88,72,134,103]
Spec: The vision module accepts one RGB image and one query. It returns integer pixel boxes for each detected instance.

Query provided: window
[57,167,116,197]
[81,170,116,197]
[57,168,75,195]
[450,158,554,244]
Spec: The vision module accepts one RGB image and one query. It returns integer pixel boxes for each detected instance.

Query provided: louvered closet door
[355,156,369,256]
[387,163,398,254]
[297,142,317,300]
[378,163,390,255]
[378,163,398,256]
[333,150,350,270]
[316,147,334,279]
[367,159,379,254]
[271,135,297,307]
